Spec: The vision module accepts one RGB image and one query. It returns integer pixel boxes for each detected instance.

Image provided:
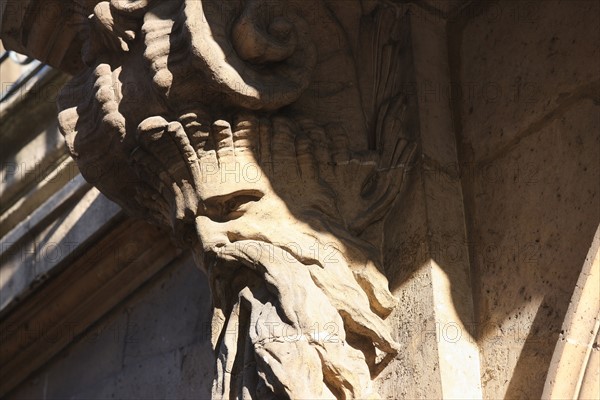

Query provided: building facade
[1,1,598,398]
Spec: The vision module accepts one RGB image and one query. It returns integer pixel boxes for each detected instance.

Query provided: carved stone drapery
[3,0,416,398]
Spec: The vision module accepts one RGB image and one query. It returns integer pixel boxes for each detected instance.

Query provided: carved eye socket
[223,194,260,214]
[204,190,264,222]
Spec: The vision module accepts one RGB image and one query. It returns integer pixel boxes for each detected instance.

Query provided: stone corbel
[2,0,418,398]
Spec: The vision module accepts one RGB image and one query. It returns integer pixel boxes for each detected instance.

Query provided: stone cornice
[0,218,182,397]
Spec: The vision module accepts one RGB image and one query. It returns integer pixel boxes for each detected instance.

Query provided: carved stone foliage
[54,0,416,398]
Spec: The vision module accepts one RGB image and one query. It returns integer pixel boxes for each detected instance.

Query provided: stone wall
[8,254,215,399]
[449,1,600,398]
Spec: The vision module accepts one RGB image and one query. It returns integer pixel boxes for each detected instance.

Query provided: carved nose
[194,215,230,252]
[202,189,264,222]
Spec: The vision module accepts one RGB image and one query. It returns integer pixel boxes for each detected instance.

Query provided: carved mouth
[216,239,321,272]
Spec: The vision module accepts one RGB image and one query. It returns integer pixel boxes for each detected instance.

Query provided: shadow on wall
[446,0,600,398]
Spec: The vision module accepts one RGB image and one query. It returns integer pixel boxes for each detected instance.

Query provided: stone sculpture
[14,0,417,397]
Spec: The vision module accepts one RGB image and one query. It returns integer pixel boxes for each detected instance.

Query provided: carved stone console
[2,0,418,398]
[4,1,598,399]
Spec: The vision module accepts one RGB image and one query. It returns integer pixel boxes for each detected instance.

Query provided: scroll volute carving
[10,0,418,398]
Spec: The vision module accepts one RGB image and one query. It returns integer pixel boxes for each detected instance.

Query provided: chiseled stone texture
[458,1,600,397]
[459,0,599,162]
[379,170,441,399]
[470,99,599,398]
[8,254,214,400]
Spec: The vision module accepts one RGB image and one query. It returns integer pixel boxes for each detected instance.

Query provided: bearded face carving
[56,0,416,398]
